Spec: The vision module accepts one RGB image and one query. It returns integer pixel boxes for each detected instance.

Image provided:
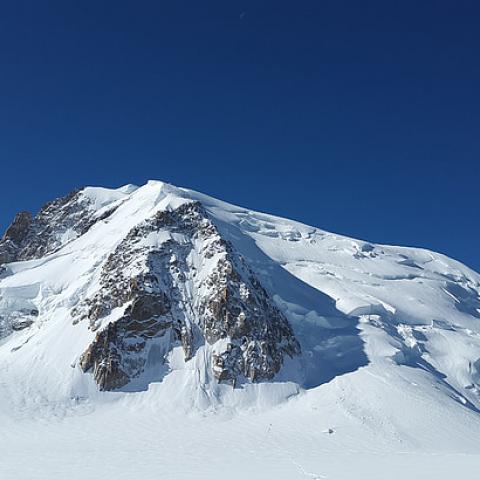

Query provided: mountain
[1,180,480,479]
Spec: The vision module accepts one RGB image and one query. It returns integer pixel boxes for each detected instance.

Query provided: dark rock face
[3,211,33,244]
[11,319,34,331]
[79,312,174,391]
[0,211,33,264]
[0,189,118,264]
[130,293,171,322]
[76,201,300,391]
[79,322,130,391]
[0,308,38,337]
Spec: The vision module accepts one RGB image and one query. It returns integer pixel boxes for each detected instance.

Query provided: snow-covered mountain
[1,180,480,479]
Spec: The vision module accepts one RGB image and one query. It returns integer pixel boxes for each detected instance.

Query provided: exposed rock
[80,322,130,391]
[77,201,300,390]
[130,293,171,321]
[0,188,119,264]
[11,319,34,331]
[0,211,32,264]
[0,308,38,337]
[3,211,32,243]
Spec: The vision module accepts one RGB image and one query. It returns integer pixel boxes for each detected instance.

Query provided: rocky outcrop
[0,308,38,338]
[0,189,118,264]
[79,307,174,391]
[0,211,32,264]
[11,318,34,331]
[76,201,300,390]
[3,211,33,244]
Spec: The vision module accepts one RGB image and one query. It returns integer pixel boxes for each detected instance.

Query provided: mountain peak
[0,182,479,420]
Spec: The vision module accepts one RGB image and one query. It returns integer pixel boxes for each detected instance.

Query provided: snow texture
[1,180,480,479]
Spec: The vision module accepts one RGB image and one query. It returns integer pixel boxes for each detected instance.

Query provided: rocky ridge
[0,189,119,264]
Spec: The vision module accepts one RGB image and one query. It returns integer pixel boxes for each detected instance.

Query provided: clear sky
[0,1,479,271]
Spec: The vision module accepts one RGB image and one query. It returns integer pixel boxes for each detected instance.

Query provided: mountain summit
[1,181,480,478]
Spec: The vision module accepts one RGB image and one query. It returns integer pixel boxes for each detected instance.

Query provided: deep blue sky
[0,1,479,270]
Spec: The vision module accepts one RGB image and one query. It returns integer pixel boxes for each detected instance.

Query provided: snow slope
[1,180,480,479]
